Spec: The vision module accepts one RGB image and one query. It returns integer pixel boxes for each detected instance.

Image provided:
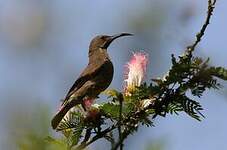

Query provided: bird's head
[89,33,133,54]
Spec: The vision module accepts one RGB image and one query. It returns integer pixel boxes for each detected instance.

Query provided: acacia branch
[76,125,117,150]
[187,0,216,53]
[111,131,130,150]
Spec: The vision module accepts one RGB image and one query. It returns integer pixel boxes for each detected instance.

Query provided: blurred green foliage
[4,101,67,150]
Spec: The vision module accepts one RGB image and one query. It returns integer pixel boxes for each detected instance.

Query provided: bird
[51,33,133,129]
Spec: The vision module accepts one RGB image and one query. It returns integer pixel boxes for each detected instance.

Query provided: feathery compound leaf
[68,124,84,147]
[167,102,183,115]
[178,95,204,121]
[57,112,84,131]
[209,67,227,80]
[100,103,120,119]
[56,112,85,148]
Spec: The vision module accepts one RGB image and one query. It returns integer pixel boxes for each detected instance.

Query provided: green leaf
[54,111,85,147]
[100,103,120,119]
[69,124,83,147]
[178,95,204,121]
[209,67,227,80]
[57,112,84,131]
[167,102,183,115]
[102,89,121,98]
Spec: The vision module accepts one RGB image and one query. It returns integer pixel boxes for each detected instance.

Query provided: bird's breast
[93,60,114,91]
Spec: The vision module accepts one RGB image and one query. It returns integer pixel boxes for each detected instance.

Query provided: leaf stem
[118,94,124,150]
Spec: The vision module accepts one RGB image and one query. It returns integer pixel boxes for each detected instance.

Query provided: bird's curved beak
[103,33,133,49]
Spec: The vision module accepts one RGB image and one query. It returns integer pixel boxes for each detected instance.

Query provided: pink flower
[124,52,148,95]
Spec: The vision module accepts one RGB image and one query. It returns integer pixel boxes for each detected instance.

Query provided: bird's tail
[51,100,81,129]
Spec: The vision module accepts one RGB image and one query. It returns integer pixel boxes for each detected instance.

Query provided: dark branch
[118,94,124,150]
[111,130,130,150]
[76,125,117,150]
[187,0,216,53]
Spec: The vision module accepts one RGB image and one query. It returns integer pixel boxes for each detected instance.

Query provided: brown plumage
[51,33,132,129]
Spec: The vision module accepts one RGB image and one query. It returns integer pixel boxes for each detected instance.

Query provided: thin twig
[118,94,124,150]
[80,128,91,146]
[111,130,131,150]
[187,0,216,53]
[76,125,116,150]
[104,134,115,148]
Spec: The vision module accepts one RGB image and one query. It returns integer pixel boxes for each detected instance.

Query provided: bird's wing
[63,62,103,103]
